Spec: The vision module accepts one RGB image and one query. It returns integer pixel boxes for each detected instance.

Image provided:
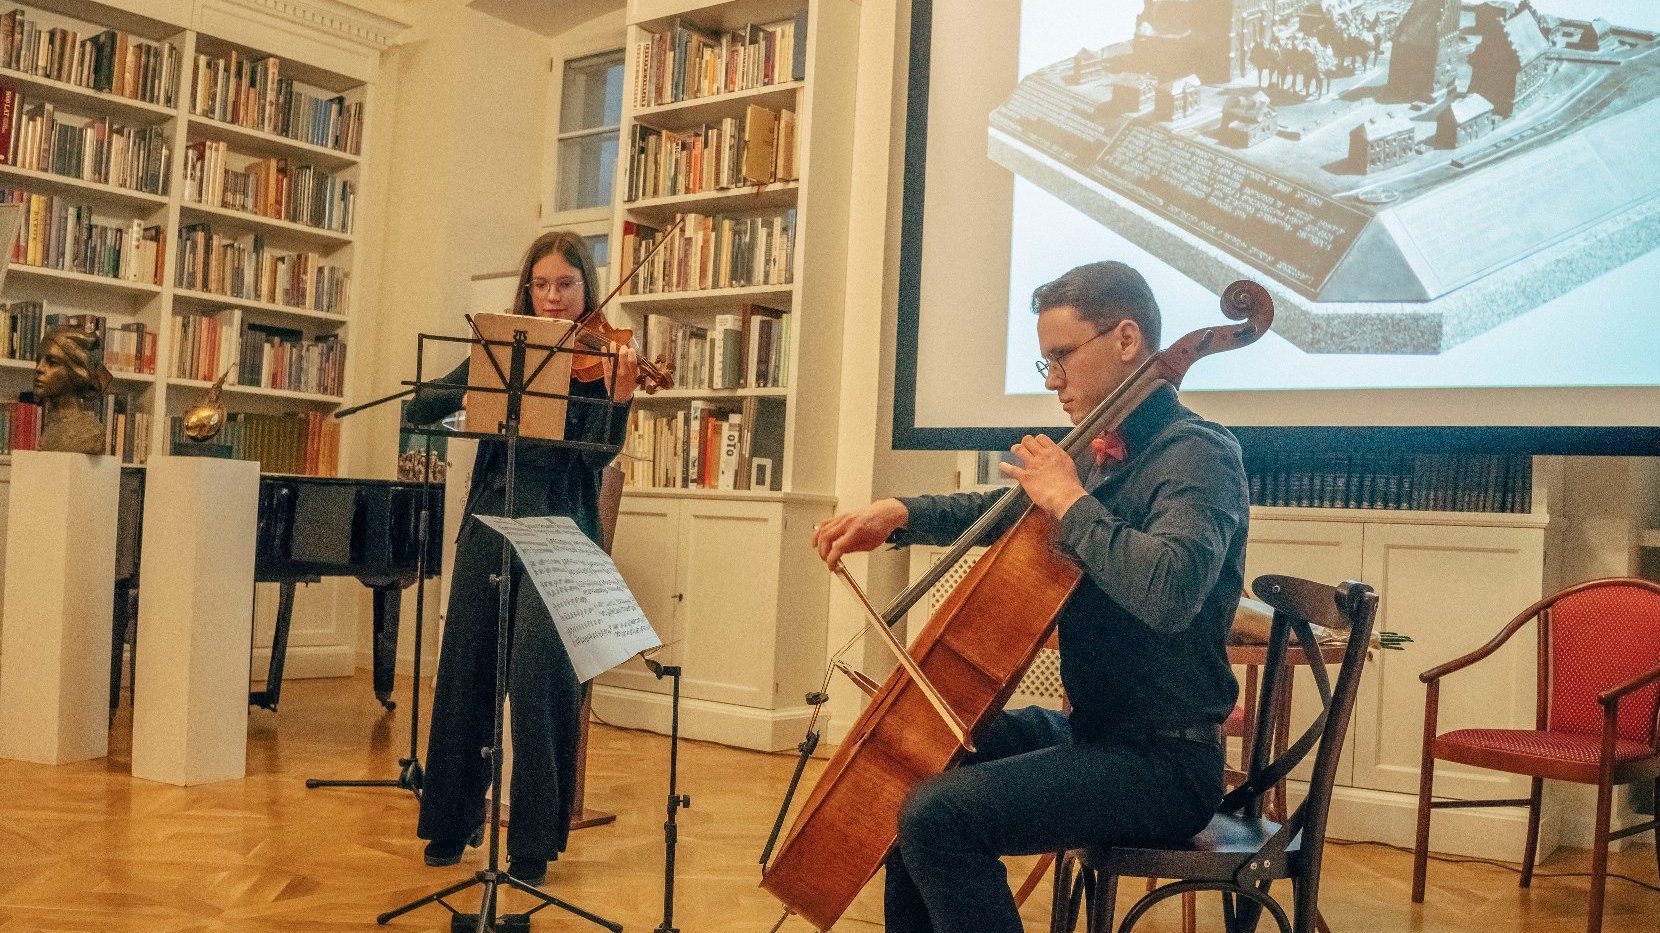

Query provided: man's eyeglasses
[526,277,584,296]
[1035,329,1109,381]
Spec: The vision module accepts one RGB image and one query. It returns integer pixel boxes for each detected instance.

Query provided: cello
[758,281,1275,930]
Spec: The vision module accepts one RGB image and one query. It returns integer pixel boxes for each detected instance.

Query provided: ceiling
[467,0,624,37]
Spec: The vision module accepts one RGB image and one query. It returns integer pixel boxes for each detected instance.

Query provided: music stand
[377,326,621,933]
[301,425,438,799]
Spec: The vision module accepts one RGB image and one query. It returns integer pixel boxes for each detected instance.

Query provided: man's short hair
[1031,261,1161,351]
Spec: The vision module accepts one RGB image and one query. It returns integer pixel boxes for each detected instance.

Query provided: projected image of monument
[988,0,1660,353]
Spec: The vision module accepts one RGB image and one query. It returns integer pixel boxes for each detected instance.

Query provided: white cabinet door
[676,499,782,708]
[601,497,683,695]
[1353,521,1543,799]
[1244,517,1366,786]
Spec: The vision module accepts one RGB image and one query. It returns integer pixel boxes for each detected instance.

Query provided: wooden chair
[1050,576,1377,933]
[1411,577,1660,933]
[568,463,625,829]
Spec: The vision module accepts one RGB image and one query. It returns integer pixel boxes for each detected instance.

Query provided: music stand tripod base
[453,912,528,933]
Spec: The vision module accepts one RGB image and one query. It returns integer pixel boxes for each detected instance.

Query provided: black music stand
[643,659,691,933]
[301,426,438,798]
[377,328,621,933]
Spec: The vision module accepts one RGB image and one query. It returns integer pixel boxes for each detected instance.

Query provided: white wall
[358,0,552,671]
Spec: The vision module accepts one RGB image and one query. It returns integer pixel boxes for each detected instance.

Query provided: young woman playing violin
[408,230,643,886]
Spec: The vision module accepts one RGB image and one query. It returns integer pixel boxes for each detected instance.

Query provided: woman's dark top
[406,357,630,542]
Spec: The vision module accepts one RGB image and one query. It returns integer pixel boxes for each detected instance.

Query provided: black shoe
[423,826,485,867]
[507,857,548,886]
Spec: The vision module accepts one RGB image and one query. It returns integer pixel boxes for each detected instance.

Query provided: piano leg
[249,581,296,712]
[371,586,402,711]
[109,580,134,714]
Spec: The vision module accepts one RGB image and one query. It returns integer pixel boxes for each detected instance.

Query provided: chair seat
[1079,813,1304,883]
[1433,728,1660,784]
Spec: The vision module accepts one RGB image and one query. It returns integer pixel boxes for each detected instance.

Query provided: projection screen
[894,0,1660,454]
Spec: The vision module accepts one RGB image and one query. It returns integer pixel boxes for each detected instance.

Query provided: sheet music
[475,514,661,682]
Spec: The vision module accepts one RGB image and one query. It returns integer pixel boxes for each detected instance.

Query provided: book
[717,413,743,489]
[741,103,778,185]
[747,396,786,491]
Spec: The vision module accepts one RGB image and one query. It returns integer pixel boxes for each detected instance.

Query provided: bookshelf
[0,0,389,474]
[590,0,859,750]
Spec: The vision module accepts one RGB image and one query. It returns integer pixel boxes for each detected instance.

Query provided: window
[555,50,624,214]
[583,233,609,267]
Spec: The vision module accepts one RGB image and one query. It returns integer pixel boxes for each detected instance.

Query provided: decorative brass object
[183,368,231,442]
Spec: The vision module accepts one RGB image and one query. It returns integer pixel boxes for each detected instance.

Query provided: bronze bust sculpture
[33,327,112,455]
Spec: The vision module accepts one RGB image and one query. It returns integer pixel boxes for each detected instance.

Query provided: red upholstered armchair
[1411,578,1660,933]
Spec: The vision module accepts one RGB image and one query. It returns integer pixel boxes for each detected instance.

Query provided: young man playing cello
[811,261,1249,932]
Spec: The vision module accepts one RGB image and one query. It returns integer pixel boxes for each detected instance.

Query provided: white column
[130,456,260,785]
[0,451,120,765]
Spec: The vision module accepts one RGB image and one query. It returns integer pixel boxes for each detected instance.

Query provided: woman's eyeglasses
[526,277,584,296]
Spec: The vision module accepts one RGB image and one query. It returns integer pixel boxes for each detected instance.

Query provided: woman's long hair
[510,230,601,320]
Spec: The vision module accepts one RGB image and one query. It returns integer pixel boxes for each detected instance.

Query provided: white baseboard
[1307,783,1559,863]
[590,685,818,752]
[250,643,356,681]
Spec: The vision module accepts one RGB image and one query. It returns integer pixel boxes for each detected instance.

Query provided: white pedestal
[130,456,260,785]
[0,451,120,765]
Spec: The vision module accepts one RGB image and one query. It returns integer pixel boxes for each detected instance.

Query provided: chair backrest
[1543,578,1660,744]
[598,463,624,555]
[1227,576,1377,888]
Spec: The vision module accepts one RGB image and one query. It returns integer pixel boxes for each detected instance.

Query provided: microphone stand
[304,382,444,799]
[644,658,691,933]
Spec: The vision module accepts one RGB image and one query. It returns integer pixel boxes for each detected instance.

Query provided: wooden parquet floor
[0,672,1655,932]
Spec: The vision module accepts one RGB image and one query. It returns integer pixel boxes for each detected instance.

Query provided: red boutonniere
[1090,429,1126,467]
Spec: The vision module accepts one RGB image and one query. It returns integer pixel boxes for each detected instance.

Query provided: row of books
[625,103,796,201]
[171,309,232,382]
[0,85,172,194]
[167,409,338,476]
[25,308,156,374]
[188,51,365,155]
[102,391,149,462]
[172,312,345,397]
[238,324,344,396]
[0,187,163,282]
[175,222,349,314]
[632,14,807,109]
[619,211,795,295]
[0,396,34,452]
[0,10,180,107]
[182,141,355,233]
[1245,453,1533,513]
[0,297,42,361]
[620,396,785,491]
[0,392,152,463]
[640,305,789,392]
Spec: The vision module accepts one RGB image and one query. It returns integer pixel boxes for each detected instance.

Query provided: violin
[566,314,675,394]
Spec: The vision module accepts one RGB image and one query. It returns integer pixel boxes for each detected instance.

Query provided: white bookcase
[0,0,402,683]
[0,0,397,472]
[591,0,860,750]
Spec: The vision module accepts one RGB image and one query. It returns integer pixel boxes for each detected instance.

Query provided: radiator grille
[913,547,1064,710]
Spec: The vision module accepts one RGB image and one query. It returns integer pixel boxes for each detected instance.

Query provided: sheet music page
[475,514,661,682]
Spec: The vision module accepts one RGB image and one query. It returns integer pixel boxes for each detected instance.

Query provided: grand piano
[111,468,444,712]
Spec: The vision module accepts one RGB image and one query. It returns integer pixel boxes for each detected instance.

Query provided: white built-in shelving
[0,0,395,471]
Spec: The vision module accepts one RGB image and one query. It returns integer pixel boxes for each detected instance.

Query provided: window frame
[545,44,626,228]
